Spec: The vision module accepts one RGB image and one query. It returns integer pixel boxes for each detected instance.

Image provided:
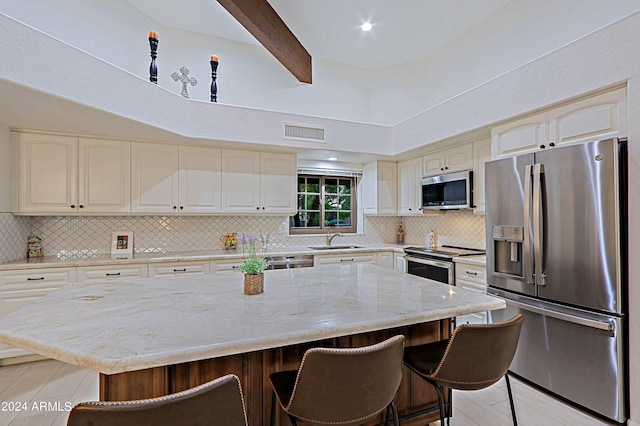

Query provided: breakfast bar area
[0,263,504,425]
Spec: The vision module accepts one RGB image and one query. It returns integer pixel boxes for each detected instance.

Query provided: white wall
[370,0,640,126]
[0,0,373,124]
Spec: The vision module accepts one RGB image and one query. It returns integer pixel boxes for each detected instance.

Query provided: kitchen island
[0,263,505,425]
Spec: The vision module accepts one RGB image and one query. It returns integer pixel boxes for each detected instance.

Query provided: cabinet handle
[340,259,355,262]
[466,271,479,276]
[232,265,239,269]
[173,268,188,272]
[106,272,121,276]
[27,277,45,281]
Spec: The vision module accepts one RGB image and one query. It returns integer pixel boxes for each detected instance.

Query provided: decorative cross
[171,66,197,98]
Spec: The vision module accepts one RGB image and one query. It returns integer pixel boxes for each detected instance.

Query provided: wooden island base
[100,319,451,426]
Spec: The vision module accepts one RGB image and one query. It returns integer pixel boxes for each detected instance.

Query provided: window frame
[289,174,357,235]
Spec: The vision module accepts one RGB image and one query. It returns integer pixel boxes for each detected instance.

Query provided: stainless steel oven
[404,246,485,285]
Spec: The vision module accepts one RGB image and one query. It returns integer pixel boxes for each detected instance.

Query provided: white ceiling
[125,0,511,69]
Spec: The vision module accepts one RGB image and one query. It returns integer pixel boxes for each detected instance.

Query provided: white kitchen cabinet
[15,133,131,214]
[377,251,394,270]
[491,112,548,159]
[221,150,297,214]
[78,138,131,213]
[179,145,223,214]
[148,261,211,277]
[492,87,627,159]
[76,264,148,283]
[394,252,406,273]
[472,138,491,215]
[454,261,487,325]
[0,267,76,359]
[131,143,222,214]
[361,161,397,215]
[547,87,627,148]
[131,142,179,213]
[210,258,244,273]
[314,252,377,266]
[398,158,423,215]
[422,144,473,177]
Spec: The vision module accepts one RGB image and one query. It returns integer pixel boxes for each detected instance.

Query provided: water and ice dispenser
[492,225,524,277]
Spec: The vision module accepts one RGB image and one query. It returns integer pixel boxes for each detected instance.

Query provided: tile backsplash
[0,211,485,262]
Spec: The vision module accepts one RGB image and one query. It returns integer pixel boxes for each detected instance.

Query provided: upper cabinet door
[398,158,422,215]
[78,138,131,213]
[131,142,179,213]
[179,146,222,214]
[221,149,262,213]
[548,87,627,148]
[491,112,548,159]
[260,152,296,214]
[17,133,78,213]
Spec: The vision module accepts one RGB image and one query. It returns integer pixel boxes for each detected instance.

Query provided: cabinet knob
[256,207,260,210]
[70,205,76,208]
[540,144,546,149]
[262,207,265,210]
[440,167,444,171]
[79,205,84,208]
[445,166,449,170]
[549,142,555,147]
[173,206,177,209]
[180,206,184,210]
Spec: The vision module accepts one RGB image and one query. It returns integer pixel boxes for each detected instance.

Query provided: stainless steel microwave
[420,170,473,210]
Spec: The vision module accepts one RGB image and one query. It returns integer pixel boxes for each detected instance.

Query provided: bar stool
[269,334,405,426]
[67,373,248,426]
[403,314,524,426]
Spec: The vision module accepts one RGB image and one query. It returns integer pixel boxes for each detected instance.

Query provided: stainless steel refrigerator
[485,138,628,423]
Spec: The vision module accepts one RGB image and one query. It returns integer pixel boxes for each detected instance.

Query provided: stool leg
[505,374,518,426]
[390,400,399,426]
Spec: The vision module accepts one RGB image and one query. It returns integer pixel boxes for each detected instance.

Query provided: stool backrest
[432,314,524,390]
[67,373,248,426]
[286,334,405,425]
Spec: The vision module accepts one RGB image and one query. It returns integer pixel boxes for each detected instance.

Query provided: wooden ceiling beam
[216,0,312,83]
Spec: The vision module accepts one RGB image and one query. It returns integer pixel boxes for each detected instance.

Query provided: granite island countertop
[0,263,504,375]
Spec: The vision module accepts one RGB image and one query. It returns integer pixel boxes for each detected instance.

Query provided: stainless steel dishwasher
[265,255,314,269]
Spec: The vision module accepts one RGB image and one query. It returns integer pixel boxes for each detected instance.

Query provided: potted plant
[238,233,270,295]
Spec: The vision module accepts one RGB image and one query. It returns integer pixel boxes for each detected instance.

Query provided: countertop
[0,244,408,271]
[0,263,505,375]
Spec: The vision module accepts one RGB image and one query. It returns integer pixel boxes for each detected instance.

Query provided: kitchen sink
[308,245,363,250]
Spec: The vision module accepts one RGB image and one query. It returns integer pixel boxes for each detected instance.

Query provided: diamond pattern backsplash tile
[0,212,486,261]
[0,213,32,262]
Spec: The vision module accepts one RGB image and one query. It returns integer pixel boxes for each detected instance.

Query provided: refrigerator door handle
[524,164,535,285]
[490,292,614,332]
[533,163,546,286]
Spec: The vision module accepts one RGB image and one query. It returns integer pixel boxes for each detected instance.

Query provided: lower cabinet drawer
[76,264,148,283]
[314,253,377,266]
[148,261,210,277]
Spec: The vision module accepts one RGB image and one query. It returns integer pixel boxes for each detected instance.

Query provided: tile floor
[0,359,617,425]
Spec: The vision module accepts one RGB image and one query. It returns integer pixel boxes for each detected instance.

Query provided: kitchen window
[290,175,356,234]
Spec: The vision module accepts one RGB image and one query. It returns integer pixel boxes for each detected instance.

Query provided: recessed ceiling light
[327,157,338,161]
[360,22,372,32]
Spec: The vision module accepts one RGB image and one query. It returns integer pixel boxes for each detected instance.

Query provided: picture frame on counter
[111,231,134,256]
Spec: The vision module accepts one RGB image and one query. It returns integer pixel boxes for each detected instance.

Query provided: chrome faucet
[326,232,343,246]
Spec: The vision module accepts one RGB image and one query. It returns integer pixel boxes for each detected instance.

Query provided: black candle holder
[149,34,158,84]
[210,58,218,102]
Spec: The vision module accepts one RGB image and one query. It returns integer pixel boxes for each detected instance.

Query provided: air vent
[283,123,325,143]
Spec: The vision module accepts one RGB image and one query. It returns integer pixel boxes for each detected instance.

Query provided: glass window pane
[298,177,306,192]
[339,195,351,210]
[308,178,320,193]
[325,196,339,211]
[324,212,338,226]
[308,212,320,227]
[338,180,351,194]
[325,178,338,194]
[307,194,320,210]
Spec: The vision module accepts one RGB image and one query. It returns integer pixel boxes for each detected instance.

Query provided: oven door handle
[405,256,453,270]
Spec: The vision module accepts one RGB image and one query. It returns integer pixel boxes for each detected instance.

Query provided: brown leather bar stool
[67,373,248,426]
[403,314,524,426]
[269,334,405,426]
